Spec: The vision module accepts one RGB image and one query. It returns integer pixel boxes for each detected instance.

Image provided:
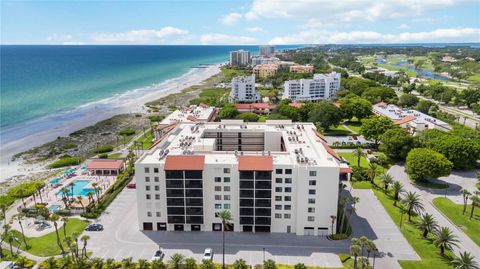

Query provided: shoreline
[0,63,222,182]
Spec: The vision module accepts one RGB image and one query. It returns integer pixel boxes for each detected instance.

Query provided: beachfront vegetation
[0,249,36,268]
[190,87,230,107]
[0,181,46,209]
[48,156,81,168]
[119,128,136,136]
[93,145,114,153]
[405,148,453,182]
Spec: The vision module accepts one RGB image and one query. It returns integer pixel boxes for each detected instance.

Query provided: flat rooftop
[160,105,215,125]
[138,120,339,169]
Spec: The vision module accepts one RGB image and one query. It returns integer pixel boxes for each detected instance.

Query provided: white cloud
[47,34,73,42]
[90,27,189,44]
[398,24,409,29]
[221,13,243,26]
[268,27,480,44]
[245,27,265,33]
[200,34,256,45]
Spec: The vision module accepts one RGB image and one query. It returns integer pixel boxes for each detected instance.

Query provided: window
[309,189,316,195]
[147,212,152,217]
[284,205,291,210]
[156,212,161,217]
[284,214,291,219]
[309,180,316,186]
[275,213,282,219]
[155,185,160,191]
[308,216,315,222]
[275,196,282,201]
[215,195,222,200]
[275,187,282,192]
[224,204,231,209]
[285,178,292,184]
[215,204,222,209]
[224,186,230,192]
[276,169,283,174]
[275,178,282,183]
[145,177,150,182]
[308,198,315,204]
[285,169,292,174]
[155,194,160,200]
[185,170,203,179]
[284,196,291,202]
[224,177,231,183]
[309,171,317,177]
[154,167,159,173]
[308,207,315,213]
[215,177,222,182]
[154,177,159,182]
[224,195,231,200]
[215,186,221,191]
[146,186,150,191]
[284,187,292,193]
[224,168,230,173]
[146,194,151,200]
[144,167,150,173]
[275,205,282,210]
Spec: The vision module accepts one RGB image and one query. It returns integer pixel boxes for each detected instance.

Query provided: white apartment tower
[283,72,341,102]
[135,120,344,235]
[259,45,275,56]
[229,50,252,67]
[229,74,260,103]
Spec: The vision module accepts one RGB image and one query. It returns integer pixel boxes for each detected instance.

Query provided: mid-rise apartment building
[135,120,345,235]
[230,50,252,67]
[251,57,280,66]
[289,64,314,74]
[259,45,275,56]
[253,64,279,78]
[282,72,341,101]
[229,74,260,103]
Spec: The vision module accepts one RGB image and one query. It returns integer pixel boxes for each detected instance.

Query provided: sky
[1,0,479,45]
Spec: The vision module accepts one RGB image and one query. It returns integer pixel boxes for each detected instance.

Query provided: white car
[151,249,165,261]
[202,248,213,261]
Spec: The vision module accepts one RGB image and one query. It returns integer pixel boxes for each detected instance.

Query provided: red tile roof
[235,103,276,110]
[340,167,353,173]
[395,115,416,125]
[334,102,341,108]
[164,155,205,170]
[87,159,124,170]
[238,156,273,171]
[374,102,386,107]
[186,115,198,122]
[313,129,328,143]
[288,102,304,108]
[321,142,342,161]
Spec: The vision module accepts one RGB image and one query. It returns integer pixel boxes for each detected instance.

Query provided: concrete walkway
[388,165,480,264]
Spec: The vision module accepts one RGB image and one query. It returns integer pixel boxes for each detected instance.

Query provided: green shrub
[48,157,81,168]
[55,209,71,216]
[62,144,77,150]
[0,195,16,207]
[119,128,136,136]
[93,145,114,153]
[329,233,349,240]
[98,153,108,159]
[80,211,100,219]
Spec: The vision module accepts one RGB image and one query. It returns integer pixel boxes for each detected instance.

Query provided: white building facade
[282,72,341,102]
[230,50,251,67]
[135,120,342,235]
[229,74,260,103]
[251,57,280,66]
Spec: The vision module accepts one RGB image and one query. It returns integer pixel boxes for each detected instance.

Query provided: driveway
[85,188,345,268]
[388,165,480,264]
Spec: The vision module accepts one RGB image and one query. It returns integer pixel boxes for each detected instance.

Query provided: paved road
[388,165,480,264]
[85,188,345,268]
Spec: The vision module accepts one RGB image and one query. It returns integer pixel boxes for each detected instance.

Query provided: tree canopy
[405,148,453,181]
[308,101,343,131]
[360,116,395,145]
[218,105,239,119]
[339,96,372,121]
[379,128,416,160]
[398,94,419,108]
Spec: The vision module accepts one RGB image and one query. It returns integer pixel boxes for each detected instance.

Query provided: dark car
[85,224,104,231]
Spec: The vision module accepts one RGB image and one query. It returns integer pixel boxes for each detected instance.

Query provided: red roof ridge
[313,129,328,143]
[164,155,205,170]
[238,156,273,171]
[395,115,416,125]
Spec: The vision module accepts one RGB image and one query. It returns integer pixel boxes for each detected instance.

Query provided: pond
[376,59,451,81]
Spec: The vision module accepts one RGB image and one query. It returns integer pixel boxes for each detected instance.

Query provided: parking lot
[85,188,345,267]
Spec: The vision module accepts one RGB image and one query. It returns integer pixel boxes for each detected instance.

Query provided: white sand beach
[0,64,221,182]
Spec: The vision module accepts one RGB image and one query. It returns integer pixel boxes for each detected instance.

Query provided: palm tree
[392,181,405,206]
[263,259,276,269]
[104,258,117,269]
[69,182,75,200]
[350,244,361,269]
[365,240,376,259]
[351,196,360,210]
[401,191,424,221]
[137,259,150,269]
[201,260,215,269]
[49,214,66,254]
[366,163,378,184]
[357,257,370,269]
[151,259,165,269]
[338,197,349,234]
[87,191,95,205]
[330,215,337,235]
[17,214,29,249]
[470,195,480,220]
[91,257,105,269]
[80,235,90,258]
[358,236,369,256]
[63,217,69,238]
[451,251,479,269]
[36,182,44,204]
[0,224,11,259]
[218,210,233,269]
[433,227,460,256]
[416,213,438,238]
[5,230,15,256]
[17,189,27,207]
[352,148,365,169]
[380,173,393,193]
[121,257,134,269]
[169,253,185,269]
[92,183,100,203]
[233,259,248,269]
[461,189,472,215]
[76,196,86,212]
[185,257,196,269]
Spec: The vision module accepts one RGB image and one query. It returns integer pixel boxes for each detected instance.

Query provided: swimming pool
[50,177,61,184]
[56,180,95,197]
[48,204,61,211]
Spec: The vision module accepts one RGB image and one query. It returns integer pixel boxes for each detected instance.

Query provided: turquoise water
[48,205,61,211]
[50,177,61,184]
[56,179,95,197]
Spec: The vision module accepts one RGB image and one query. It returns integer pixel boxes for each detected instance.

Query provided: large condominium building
[135,119,349,235]
[289,64,314,74]
[282,72,341,102]
[259,45,275,56]
[251,57,280,66]
[253,64,279,78]
[230,50,251,67]
[372,102,451,134]
[229,74,260,103]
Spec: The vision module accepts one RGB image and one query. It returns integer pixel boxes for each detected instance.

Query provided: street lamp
[263,247,266,264]
[372,248,378,269]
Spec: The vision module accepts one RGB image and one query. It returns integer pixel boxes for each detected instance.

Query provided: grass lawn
[108,152,123,159]
[12,218,89,256]
[374,189,455,269]
[378,64,417,77]
[342,121,362,134]
[433,197,480,246]
[338,152,369,168]
[134,129,155,149]
[468,74,480,82]
[323,125,354,136]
